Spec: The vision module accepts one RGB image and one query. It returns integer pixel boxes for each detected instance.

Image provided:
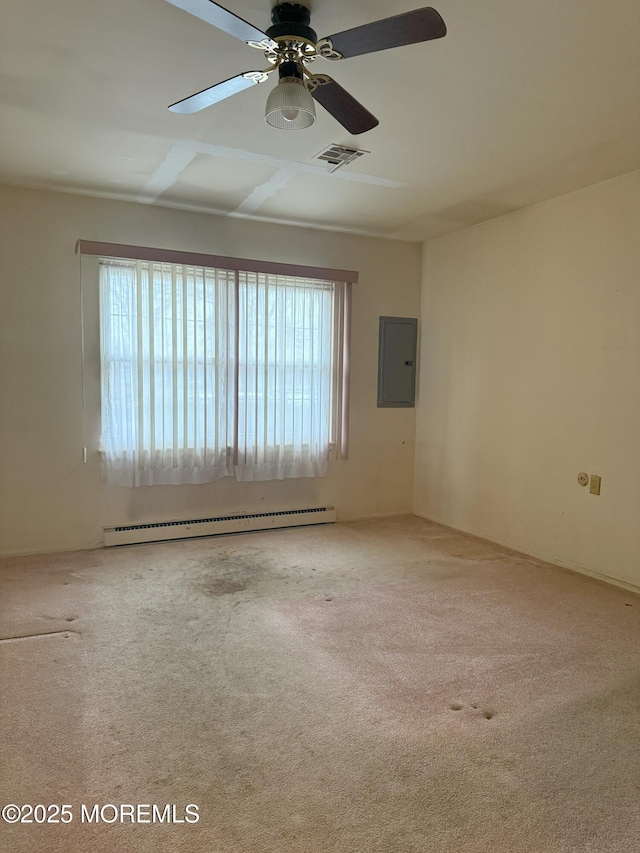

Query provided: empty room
[1,0,639,851]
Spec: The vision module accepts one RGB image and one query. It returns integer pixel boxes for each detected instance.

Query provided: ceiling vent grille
[315,144,368,173]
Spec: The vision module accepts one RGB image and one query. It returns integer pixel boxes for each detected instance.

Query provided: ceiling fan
[164,0,446,134]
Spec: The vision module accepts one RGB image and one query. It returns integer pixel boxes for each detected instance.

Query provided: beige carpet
[1,515,639,852]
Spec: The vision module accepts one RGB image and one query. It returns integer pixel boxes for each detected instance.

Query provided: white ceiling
[1,0,638,240]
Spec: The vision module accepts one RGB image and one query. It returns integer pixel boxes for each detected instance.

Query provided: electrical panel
[377,316,418,408]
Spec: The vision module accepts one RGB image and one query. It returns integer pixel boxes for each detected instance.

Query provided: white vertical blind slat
[233,270,240,467]
[135,260,144,478]
[171,265,179,466]
[148,264,156,460]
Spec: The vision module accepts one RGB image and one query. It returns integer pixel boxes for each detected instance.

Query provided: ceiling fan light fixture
[265,76,316,130]
[166,1,446,134]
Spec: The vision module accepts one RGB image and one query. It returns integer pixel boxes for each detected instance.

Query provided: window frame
[79,241,354,485]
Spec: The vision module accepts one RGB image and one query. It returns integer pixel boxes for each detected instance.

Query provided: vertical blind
[100,259,347,487]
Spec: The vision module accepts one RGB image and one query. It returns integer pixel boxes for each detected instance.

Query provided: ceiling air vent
[315,144,369,173]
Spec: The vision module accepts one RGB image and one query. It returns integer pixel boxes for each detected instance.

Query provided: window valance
[75,240,359,285]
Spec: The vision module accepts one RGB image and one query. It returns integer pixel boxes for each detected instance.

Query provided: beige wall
[416,170,640,589]
[0,185,422,555]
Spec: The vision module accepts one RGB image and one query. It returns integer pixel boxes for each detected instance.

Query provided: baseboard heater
[103,506,336,547]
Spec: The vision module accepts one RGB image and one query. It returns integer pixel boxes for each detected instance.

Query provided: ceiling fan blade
[169,71,268,114]
[319,7,446,59]
[311,77,379,135]
[164,0,277,48]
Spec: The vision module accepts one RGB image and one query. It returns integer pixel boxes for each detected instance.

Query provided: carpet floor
[0,515,639,852]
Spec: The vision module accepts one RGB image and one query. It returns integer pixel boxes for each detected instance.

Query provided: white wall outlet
[577,472,589,486]
[589,474,602,495]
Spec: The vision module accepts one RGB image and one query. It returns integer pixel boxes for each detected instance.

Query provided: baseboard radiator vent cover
[104,506,336,547]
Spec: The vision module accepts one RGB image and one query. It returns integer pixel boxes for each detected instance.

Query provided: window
[99,256,350,487]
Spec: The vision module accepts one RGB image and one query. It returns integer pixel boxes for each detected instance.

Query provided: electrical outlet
[577,472,589,487]
[589,474,601,496]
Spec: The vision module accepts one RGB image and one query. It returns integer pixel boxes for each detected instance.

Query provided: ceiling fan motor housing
[267,2,317,44]
[278,61,304,81]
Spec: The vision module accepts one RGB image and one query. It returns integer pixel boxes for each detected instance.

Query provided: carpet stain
[200,578,248,597]
[449,702,494,720]
[197,552,267,597]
